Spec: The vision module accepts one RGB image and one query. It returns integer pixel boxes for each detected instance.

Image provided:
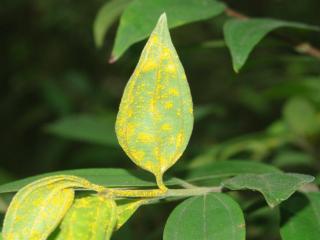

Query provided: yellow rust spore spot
[164,101,173,109]
[165,63,176,74]
[168,88,179,96]
[161,123,172,131]
[131,150,145,161]
[138,133,155,143]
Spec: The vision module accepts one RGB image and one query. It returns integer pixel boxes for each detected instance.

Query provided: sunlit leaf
[280,192,320,240]
[93,0,132,48]
[223,173,314,207]
[2,175,100,240]
[163,193,245,240]
[224,18,320,72]
[52,194,117,240]
[111,0,225,61]
[115,13,193,187]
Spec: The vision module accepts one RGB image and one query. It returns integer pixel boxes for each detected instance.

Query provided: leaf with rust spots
[115,13,193,188]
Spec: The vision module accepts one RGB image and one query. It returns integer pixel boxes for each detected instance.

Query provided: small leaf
[46,114,118,146]
[115,13,193,187]
[111,0,225,61]
[223,18,320,72]
[280,192,320,240]
[163,193,245,240]
[116,199,147,230]
[52,194,117,240]
[2,175,99,240]
[223,173,314,207]
[283,97,319,136]
[93,0,132,48]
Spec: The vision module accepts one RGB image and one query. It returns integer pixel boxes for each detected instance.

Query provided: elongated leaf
[111,0,225,61]
[223,173,314,207]
[52,195,117,240]
[163,193,245,240]
[224,18,320,72]
[93,0,132,48]
[2,175,98,240]
[46,114,118,146]
[115,14,193,187]
[280,192,320,240]
[116,199,147,230]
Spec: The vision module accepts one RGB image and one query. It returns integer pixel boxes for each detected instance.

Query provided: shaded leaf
[280,192,320,240]
[223,173,314,207]
[52,195,117,240]
[223,18,320,72]
[2,175,99,239]
[115,14,193,187]
[163,193,245,240]
[111,0,225,60]
[46,114,118,146]
[93,0,132,48]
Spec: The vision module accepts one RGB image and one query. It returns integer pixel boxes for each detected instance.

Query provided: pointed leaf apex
[158,13,168,26]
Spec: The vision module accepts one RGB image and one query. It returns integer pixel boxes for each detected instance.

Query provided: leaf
[223,173,314,207]
[0,169,173,194]
[283,97,319,136]
[52,194,117,240]
[187,160,281,183]
[46,114,118,146]
[116,199,147,230]
[93,0,132,48]
[2,175,98,240]
[115,13,193,187]
[163,193,245,240]
[280,192,320,240]
[223,18,320,72]
[111,0,225,61]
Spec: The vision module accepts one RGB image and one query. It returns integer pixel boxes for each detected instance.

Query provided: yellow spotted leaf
[52,194,117,240]
[115,13,193,188]
[116,199,147,230]
[2,175,103,240]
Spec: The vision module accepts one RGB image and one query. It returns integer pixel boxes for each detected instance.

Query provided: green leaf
[52,195,117,240]
[283,97,319,136]
[223,18,320,72]
[223,173,314,207]
[111,0,225,61]
[2,175,98,239]
[115,13,193,187]
[163,193,245,240]
[46,114,118,146]
[93,0,132,48]
[280,192,320,240]
[116,199,147,230]
[188,160,281,183]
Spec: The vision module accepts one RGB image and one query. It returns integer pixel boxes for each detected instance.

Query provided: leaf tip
[109,55,117,64]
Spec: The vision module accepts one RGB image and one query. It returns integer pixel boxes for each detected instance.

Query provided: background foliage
[1,0,320,239]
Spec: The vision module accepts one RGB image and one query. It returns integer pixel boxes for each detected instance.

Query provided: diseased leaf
[116,199,147,230]
[223,173,314,207]
[223,18,320,72]
[280,192,320,240]
[52,194,117,240]
[2,175,100,240]
[111,0,225,61]
[163,193,245,240]
[93,0,132,48]
[46,114,118,146]
[115,14,193,187]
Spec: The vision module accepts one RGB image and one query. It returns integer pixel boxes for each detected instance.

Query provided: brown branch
[225,7,320,60]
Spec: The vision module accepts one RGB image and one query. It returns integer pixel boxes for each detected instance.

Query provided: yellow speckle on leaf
[165,63,176,74]
[176,133,184,148]
[131,150,145,161]
[161,47,171,59]
[138,133,155,143]
[168,88,179,96]
[142,60,157,72]
[164,101,173,109]
[161,123,172,131]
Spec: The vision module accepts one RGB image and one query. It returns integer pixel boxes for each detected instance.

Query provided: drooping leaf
[93,0,132,48]
[163,193,245,240]
[111,0,226,61]
[283,97,320,136]
[115,13,193,187]
[280,192,320,240]
[2,175,99,240]
[52,194,117,240]
[116,199,147,230]
[223,18,320,72]
[223,173,314,207]
[46,114,118,146]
